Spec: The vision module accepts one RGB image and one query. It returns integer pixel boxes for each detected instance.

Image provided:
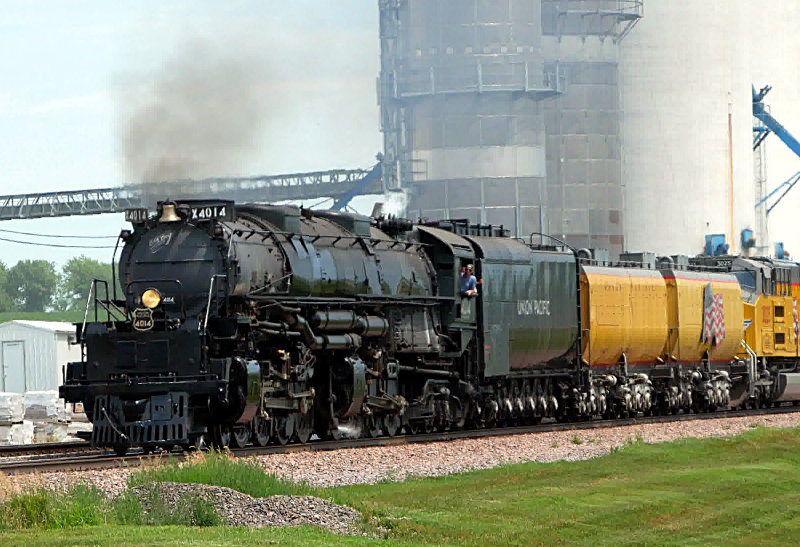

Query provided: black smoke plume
[118,37,272,183]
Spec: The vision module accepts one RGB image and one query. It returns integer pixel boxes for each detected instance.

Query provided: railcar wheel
[274,415,294,445]
[210,424,232,449]
[113,442,129,457]
[383,415,401,437]
[231,426,250,448]
[294,413,313,444]
[253,417,270,447]
[366,415,383,438]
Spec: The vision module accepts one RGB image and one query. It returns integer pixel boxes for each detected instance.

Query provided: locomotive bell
[159,203,181,223]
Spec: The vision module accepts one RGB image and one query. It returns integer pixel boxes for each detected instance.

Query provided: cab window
[733,271,756,291]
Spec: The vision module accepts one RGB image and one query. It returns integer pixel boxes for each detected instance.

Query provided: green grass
[0,311,84,324]
[128,450,317,498]
[328,427,800,545]
[0,525,373,546]
[0,483,221,531]
[4,428,800,545]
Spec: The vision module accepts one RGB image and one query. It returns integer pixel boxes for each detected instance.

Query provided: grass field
[0,311,84,325]
[3,427,800,545]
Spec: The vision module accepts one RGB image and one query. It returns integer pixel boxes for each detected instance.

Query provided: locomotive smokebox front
[119,202,230,321]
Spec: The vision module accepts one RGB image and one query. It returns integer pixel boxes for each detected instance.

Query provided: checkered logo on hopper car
[702,284,726,347]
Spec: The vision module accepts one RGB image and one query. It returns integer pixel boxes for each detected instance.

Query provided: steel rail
[1,406,798,475]
[0,440,90,458]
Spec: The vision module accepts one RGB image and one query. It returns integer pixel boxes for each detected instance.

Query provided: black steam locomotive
[64,199,791,455]
[61,199,582,454]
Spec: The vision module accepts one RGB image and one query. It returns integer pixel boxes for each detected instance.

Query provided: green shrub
[0,485,106,529]
[0,482,222,529]
[176,494,223,527]
[51,485,106,527]
[110,489,145,526]
[129,449,316,498]
[0,489,52,529]
[112,484,221,527]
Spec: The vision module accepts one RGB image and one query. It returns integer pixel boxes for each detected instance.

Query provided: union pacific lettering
[517,299,550,316]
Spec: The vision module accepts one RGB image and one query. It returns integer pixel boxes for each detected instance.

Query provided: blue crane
[753,85,800,213]
[330,161,384,211]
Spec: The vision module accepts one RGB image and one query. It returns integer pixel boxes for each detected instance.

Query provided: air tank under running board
[773,373,800,402]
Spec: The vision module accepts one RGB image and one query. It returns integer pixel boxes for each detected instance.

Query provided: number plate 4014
[132,308,154,331]
[189,205,231,221]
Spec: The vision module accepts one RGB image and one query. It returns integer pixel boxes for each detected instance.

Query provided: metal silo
[379,0,642,253]
[540,0,642,257]
[619,1,756,256]
[379,0,559,235]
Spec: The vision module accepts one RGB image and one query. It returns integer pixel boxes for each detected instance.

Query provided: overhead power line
[0,228,117,239]
[0,236,115,249]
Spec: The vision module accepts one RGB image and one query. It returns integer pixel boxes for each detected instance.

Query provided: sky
[2,2,800,267]
[0,2,382,267]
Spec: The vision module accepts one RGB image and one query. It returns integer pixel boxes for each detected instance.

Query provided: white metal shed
[0,321,81,393]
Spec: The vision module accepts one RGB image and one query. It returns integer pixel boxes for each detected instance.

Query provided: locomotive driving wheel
[383,415,401,437]
[294,412,313,444]
[366,415,383,438]
[274,415,294,445]
[252,416,271,446]
[210,424,232,448]
[230,426,250,448]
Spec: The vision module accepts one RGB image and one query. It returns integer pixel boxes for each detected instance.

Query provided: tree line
[0,256,116,313]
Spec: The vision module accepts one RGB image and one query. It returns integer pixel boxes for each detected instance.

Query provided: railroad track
[0,440,92,458]
[1,405,797,475]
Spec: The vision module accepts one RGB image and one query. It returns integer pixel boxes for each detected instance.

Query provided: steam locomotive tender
[60,200,800,454]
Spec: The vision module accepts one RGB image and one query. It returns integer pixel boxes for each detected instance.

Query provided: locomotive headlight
[141,288,161,309]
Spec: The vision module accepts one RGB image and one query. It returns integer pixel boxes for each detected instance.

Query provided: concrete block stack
[0,393,33,445]
[24,391,71,443]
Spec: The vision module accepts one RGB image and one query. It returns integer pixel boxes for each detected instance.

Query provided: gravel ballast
[133,482,360,531]
[6,411,800,497]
